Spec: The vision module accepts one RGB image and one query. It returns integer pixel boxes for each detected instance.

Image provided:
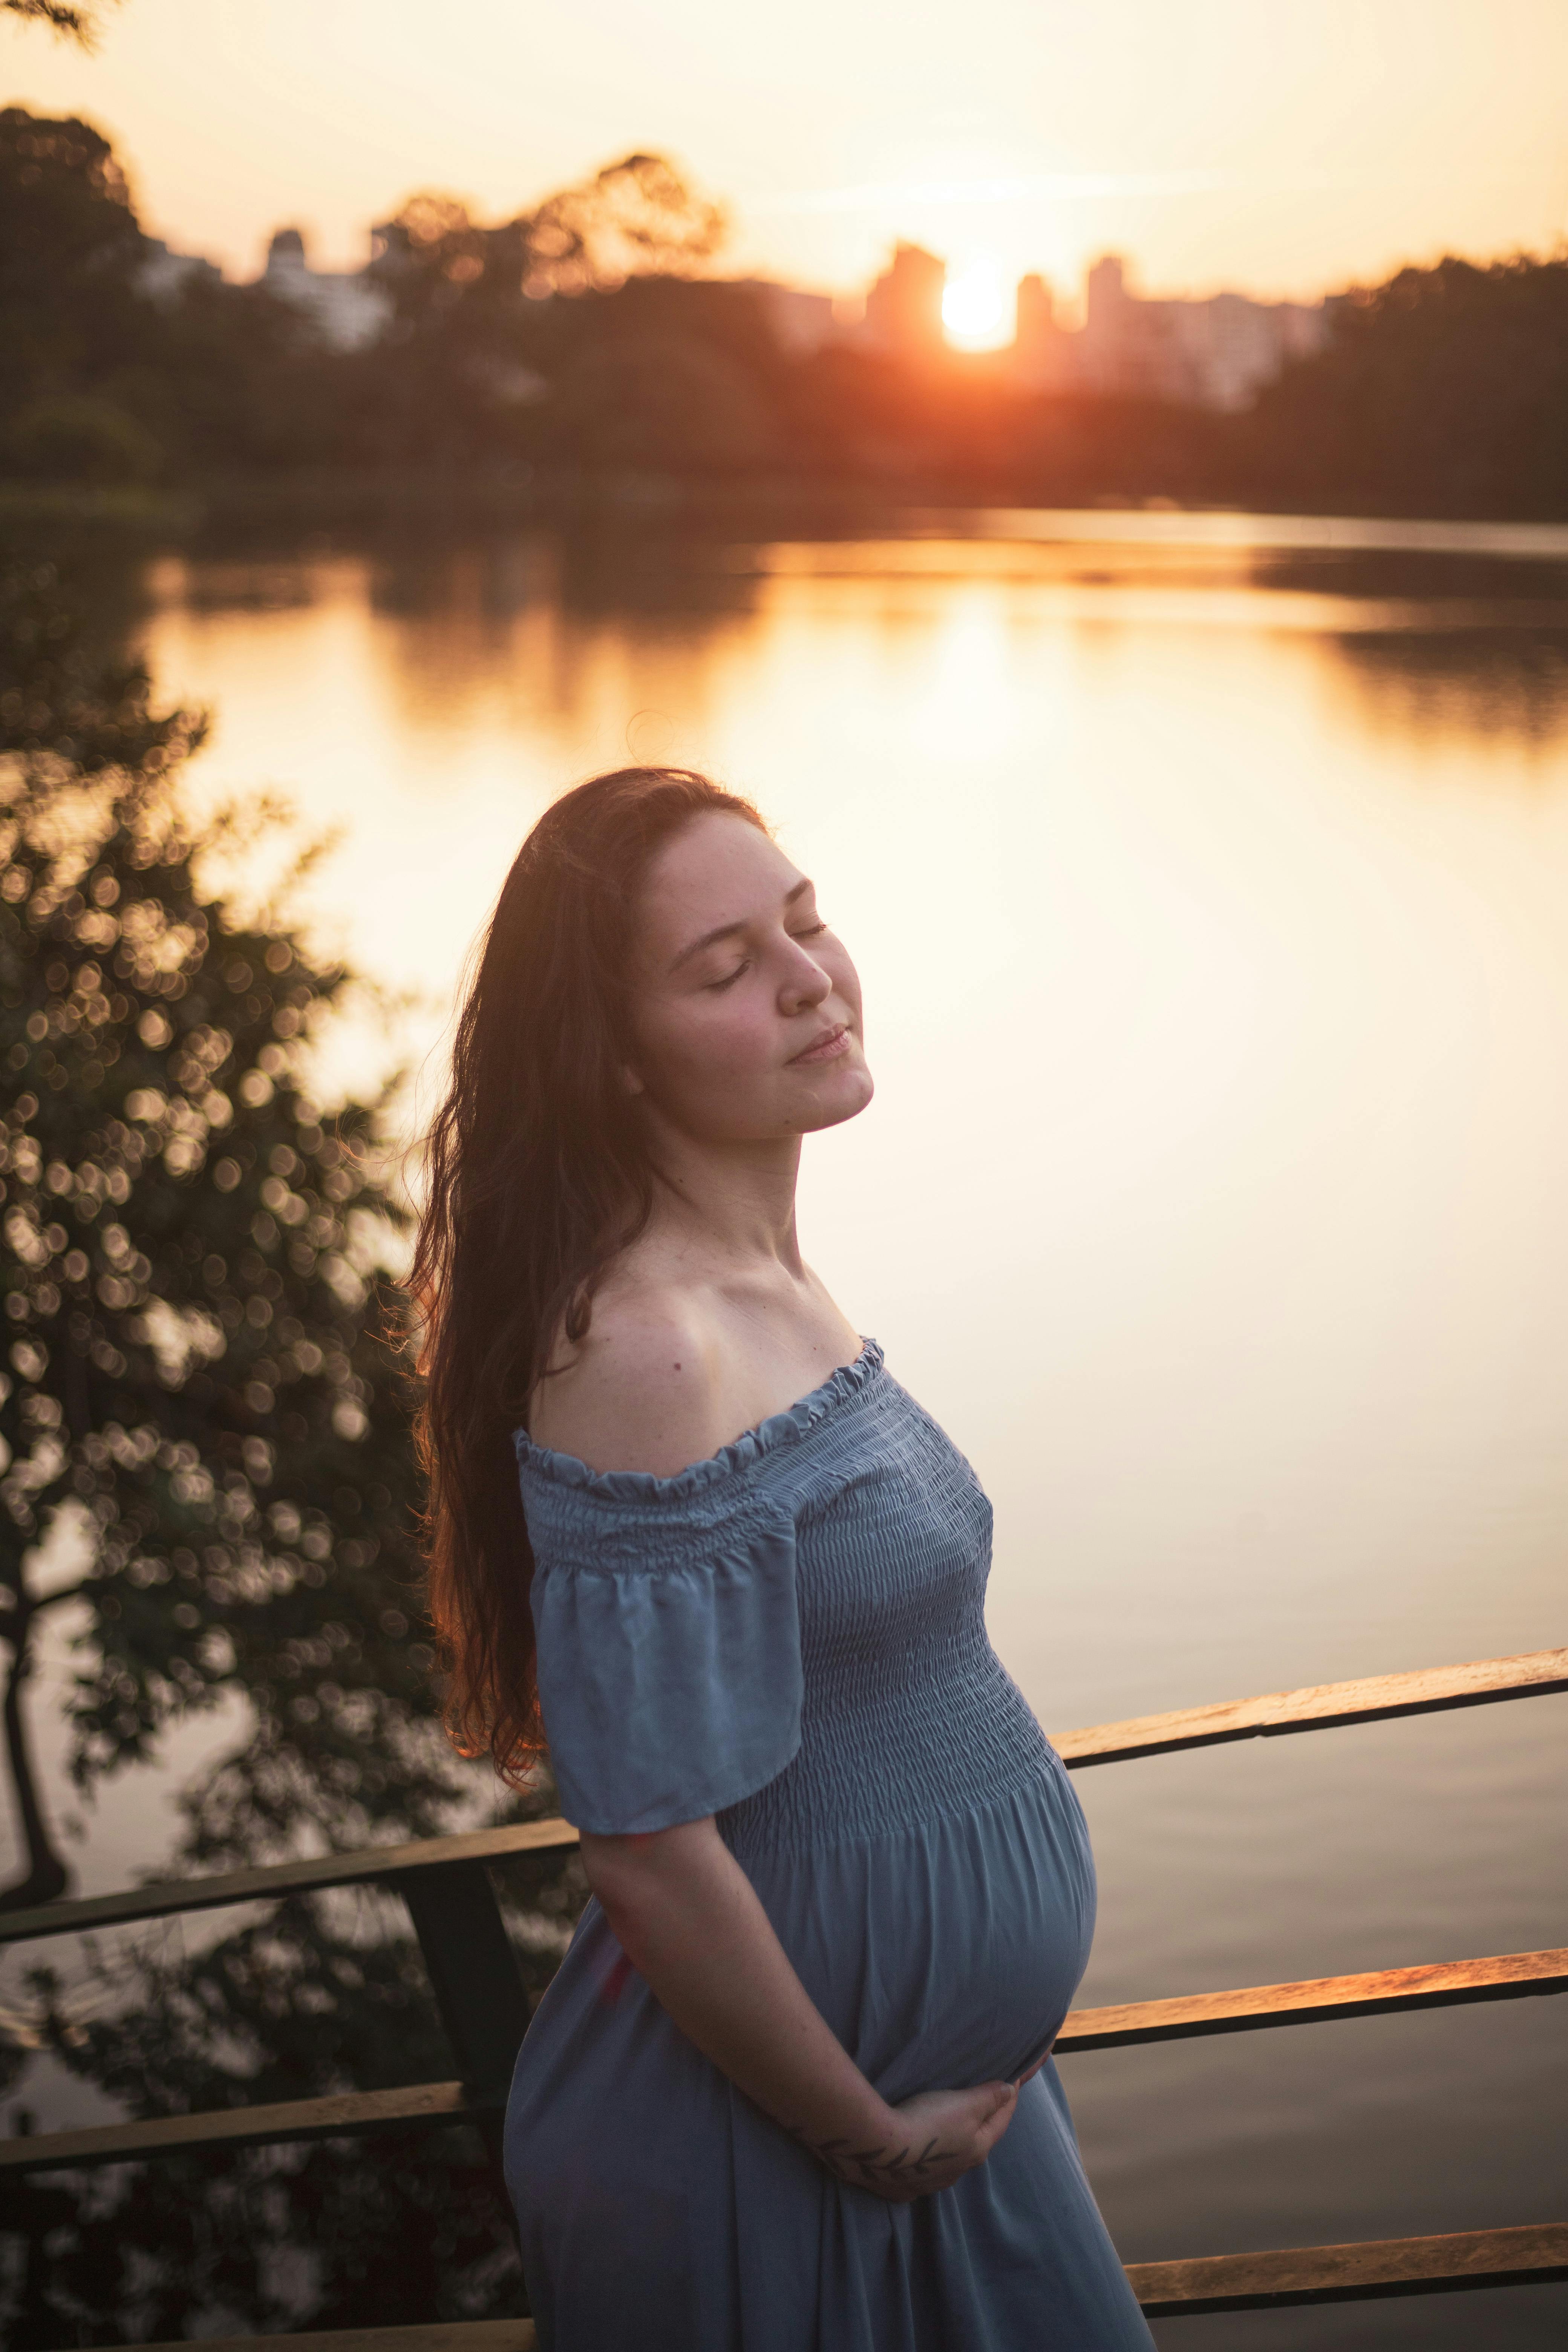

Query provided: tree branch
[0,1631,71,1909]
[17,1576,95,1619]
[1,0,109,44]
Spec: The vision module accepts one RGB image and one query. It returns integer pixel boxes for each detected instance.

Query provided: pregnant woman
[413,767,1154,2350]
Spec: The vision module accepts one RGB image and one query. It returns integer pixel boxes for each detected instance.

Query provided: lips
[788,1021,852,1066]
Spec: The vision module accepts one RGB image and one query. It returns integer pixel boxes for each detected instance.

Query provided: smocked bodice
[507,1342,1157,2351]
[514,1342,1056,1857]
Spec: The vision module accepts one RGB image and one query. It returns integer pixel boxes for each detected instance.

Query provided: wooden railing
[3,1644,1564,2335]
[44,2224,1568,2352]
[1049,1644,1568,1764]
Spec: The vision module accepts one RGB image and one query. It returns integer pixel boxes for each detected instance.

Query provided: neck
[640,1112,805,1275]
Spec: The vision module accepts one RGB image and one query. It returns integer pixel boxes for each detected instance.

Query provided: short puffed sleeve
[514,1441,803,1836]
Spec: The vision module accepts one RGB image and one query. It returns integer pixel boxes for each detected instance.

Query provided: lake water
[9,511,1568,2345]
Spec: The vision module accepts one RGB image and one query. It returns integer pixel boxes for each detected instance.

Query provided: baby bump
[749,1760,1097,2102]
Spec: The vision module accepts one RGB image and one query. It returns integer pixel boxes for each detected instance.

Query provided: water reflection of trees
[1240,550,1568,752]
[1248,546,1568,609]
[1328,631,1568,755]
[357,528,766,624]
[8,1882,566,2343]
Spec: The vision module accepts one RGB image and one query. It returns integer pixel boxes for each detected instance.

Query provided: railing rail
[1127,2222,1568,2315]
[1052,1644,1568,1767]
[1128,2220,1568,2314]
[1056,1943,1568,2050]
[9,1942,1563,2175]
[0,1815,579,1949]
[66,2329,537,2352]
[51,2221,1568,2346]
[2,2082,481,2173]
[5,1646,1561,1949]
[3,1644,1562,2329]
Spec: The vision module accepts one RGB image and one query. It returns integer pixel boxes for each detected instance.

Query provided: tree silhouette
[346,152,729,469]
[0,1,107,40]
[0,558,582,2347]
[1245,254,1568,519]
[372,151,725,319]
[0,107,145,424]
[0,560,470,1907]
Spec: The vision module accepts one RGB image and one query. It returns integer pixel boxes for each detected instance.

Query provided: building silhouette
[140,208,1326,416]
[1069,252,1326,409]
[863,244,947,360]
[138,238,224,304]
[790,245,1323,410]
[737,281,841,355]
[259,228,390,352]
[1013,273,1075,392]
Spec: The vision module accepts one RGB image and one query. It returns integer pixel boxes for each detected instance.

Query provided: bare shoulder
[525,1280,730,1478]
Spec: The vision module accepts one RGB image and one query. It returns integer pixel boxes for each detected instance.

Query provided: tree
[352,153,729,469]
[0,107,355,486]
[372,151,725,322]
[0,107,147,423]
[0,14,574,2331]
[0,1,107,38]
[1245,254,1568,520]
[528,277,788,476]
[0,559,469,1907]
[0,556,581,2347]
[523,151,726,294]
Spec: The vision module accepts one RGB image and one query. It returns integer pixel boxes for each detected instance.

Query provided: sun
[942,257,1014,352]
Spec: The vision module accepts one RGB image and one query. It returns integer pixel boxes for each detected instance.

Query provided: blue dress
[505,1341,1154,2351]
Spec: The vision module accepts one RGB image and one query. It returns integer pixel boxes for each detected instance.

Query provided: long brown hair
[412,766,766,1782]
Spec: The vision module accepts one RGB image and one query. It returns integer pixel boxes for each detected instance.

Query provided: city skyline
[6,0,1568,309]
[225,223,1331,412]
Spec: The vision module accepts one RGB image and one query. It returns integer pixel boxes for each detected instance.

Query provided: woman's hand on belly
[787,2081,1019,2204]
[580,1818,1020,2205]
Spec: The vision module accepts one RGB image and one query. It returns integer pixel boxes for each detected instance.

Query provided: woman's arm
[582,1817,1017,2203]
[545,1306,1015,2199]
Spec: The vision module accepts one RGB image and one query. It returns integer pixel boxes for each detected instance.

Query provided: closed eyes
[703,921,828,991]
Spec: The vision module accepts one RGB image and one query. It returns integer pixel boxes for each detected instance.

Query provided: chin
[798,1063,875,1135]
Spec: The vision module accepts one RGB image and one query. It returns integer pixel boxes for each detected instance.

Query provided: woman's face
[626,811,873,1143]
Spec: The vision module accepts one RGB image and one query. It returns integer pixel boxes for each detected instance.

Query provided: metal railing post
[397,1858,534,2191]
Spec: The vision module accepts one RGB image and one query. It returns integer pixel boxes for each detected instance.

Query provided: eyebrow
[669,877,813,973]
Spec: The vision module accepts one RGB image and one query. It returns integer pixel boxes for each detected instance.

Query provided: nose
[778,940,831,1016]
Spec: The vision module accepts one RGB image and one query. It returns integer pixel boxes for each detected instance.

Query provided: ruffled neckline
[514,1338,884,1501]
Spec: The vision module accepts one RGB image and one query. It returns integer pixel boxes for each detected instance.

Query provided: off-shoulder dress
[504,1340,1154,2351]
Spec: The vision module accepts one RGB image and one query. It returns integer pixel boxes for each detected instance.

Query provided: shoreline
[7,474,1568,550]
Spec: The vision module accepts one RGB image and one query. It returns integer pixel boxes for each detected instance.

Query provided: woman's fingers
[1012,2038,1055,2088]
[974,2080,1018,2154]
[857,2080,1022,2202]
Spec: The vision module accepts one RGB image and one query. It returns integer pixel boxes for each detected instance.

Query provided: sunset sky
[7,0,1568,310]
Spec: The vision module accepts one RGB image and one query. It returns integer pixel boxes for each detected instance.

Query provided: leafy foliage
[0,107,145,427]
[1245,254,1568,518]
[0,559,582,2340]
[343,154,732,471]
[373,150,725,319]
[0,107,373,486]
[0,559,466,1890]
[0,556,185,775]
[0,0,106,41]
